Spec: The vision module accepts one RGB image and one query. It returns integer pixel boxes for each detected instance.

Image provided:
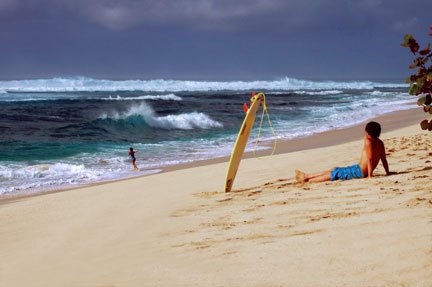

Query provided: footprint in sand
[247,190,262,197]
[195,191,222,198]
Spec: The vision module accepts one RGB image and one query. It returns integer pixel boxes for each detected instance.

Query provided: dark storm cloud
[0,0,431,80]
[0,0,428,32]
[77,0,427,34]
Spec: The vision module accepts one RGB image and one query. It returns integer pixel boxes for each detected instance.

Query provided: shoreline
[0,107,424,203]
[164,106,423,171]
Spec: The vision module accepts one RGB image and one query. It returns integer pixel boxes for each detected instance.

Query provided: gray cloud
[0,0,19,13]
[394,17,419,32]
[64,0,429,33]
[0,0,431,80]
[67,0,286,31]
[1,0,430,33]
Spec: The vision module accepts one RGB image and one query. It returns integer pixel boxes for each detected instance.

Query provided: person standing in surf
[128,147,138,171]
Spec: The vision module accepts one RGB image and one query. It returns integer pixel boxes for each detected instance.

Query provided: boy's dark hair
[129,147,133,151]
[365,121,381,138]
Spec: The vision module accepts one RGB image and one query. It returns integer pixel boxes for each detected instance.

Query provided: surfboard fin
[243,102,249,113]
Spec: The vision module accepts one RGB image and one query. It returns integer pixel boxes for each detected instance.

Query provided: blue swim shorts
[331,164,364,181]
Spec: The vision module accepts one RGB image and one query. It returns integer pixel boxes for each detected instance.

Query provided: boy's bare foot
[295,169,306,183]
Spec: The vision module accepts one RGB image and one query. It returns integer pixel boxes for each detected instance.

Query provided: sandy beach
[0,110,431,286]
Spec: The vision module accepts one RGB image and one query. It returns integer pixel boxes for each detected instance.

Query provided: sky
[0,0,431,81]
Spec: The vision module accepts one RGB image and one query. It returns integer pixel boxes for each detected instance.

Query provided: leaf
[401,34,413,47]
[409,38,420,53]
[420,119,429,130]
[409,83,419,95]
[417,78,425,87]
[419,43,431,55]
[409,62,417,69]
[404,34,413,42]
[425,94,432,105]
[418,96,426,106]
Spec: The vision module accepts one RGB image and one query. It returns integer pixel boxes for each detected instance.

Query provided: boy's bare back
[359,136,389,178]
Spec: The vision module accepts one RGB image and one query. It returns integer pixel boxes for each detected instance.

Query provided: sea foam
[0,163,93,180]
[99,102,223,130]
[0,77,407,93]
[0,161,162,195]
[102,93,182,101]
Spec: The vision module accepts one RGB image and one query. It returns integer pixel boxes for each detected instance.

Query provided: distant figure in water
[128,147,138,171]
[295,121,390,183]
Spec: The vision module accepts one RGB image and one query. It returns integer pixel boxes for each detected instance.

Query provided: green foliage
[402,26,432,131]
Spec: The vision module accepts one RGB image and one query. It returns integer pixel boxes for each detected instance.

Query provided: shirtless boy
[296,121,390,183]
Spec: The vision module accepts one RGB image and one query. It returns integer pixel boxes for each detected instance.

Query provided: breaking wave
[0,162,162,195]
[295,90,344,95]
[0,76,407,93]
[102,93,182,101]
[99,103,223,130]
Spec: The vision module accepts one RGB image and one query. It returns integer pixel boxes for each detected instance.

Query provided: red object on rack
[243,103,249,113]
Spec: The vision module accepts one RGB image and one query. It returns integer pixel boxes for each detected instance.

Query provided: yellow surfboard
[225,93,265,192]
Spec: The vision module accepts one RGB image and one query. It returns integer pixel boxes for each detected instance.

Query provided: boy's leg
[306,169,333,179]
[307,171,331,182]
[296,169,333,183]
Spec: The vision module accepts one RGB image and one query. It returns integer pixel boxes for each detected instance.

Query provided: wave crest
[0,163,90,180]
[0,76,407,93]
[99,103,223,130]
[102,93,182,101]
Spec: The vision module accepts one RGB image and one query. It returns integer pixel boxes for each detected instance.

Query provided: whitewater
[0,77,414,195]
[0,76,407,93]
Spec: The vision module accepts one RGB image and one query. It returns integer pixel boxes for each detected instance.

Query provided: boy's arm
[380,142,390,175]
[365,140,374,178]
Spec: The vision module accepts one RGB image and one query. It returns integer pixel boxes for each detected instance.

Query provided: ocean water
[0,77,414,195]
